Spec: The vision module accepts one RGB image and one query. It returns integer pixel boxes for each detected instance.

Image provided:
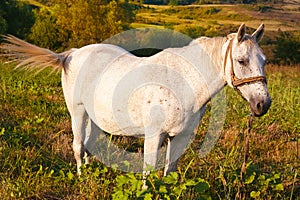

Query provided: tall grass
[0,63,299,199]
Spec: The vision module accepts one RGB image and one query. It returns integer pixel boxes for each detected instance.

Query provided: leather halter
[224,39,266,88]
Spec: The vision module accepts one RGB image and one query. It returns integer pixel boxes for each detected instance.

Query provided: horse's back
[63,43,202,137]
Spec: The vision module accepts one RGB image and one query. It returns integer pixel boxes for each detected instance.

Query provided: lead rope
[236,114,253,200]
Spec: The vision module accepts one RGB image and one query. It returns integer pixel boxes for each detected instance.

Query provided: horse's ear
[252,23,265,43]
[237,23,246,43]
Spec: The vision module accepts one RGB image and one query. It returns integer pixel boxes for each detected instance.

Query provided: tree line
[0,0,135,51]
[142,0,284,5]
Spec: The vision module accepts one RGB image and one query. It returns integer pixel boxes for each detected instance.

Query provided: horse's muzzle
[249,96,272,117]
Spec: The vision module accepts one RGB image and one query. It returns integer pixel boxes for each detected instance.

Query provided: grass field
[0,2,299,199]
[0,61,299,199]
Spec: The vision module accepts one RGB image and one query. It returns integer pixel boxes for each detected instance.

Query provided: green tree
[0,0,34,38]
[29,0,135,50]
[28,7,63,50]
[169,0,178,5]
[0,14,8,35]
[273,31,300,65]
[180,26,206,38]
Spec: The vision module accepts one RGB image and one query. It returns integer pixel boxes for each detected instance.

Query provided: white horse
[1,24,271,177]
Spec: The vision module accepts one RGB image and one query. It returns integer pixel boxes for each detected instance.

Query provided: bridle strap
[232,76,266,87]
[224,39,267,89]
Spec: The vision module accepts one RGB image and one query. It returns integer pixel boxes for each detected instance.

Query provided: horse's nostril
[256,102,262,111]
[250,97,271,117]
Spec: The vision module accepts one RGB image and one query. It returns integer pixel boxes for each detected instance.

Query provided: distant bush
[173,6,252,21]
[204,7,220,15]
[28,8,62,50]
[28,0,135,51]
[0,16,7,35]
[273,31,300,65]
[0,0,34,38]
[180,26,206,38]
[164,6,221,21]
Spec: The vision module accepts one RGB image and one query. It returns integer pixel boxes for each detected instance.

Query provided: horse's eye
[238,59,246,66]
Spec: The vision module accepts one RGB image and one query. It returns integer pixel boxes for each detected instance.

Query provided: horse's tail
[0,35,74,71]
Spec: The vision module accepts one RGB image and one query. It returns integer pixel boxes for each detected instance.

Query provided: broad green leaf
[250,191,261,198]
[195,181,210,193]
[116,175,129,187]
[136,189,147,198]
[130,176,142,191]
[59,170,65,178]
[163,194,171,200]
[67,171,74,180]
[185,179,196,186]
[0,128,5,136]
[273,173,281,180]
[101,167,108,173]
[163,172,178,184]
[257,175,265,181]
[159,185,168,194]
[173,186,182,196]
[35,117,44,123]
[48,169,54,177]
[112,190,128,200]
[144,193,153,200]
[198,194,212,200]
[245,173,256,185]
[274,183,284,191]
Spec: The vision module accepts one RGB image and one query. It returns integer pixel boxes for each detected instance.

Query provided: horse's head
[222,24,271,117]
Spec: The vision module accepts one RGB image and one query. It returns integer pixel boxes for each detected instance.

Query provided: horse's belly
[91,83,193,137]
[84,61,195,137]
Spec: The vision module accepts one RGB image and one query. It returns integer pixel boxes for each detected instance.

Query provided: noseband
[224,39,266,89]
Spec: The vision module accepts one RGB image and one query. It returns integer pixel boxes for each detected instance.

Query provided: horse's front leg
[143,133,165,188]
[164,130,192,176]
[164,106,206,176]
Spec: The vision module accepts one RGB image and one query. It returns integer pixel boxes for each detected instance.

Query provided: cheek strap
[224,39,267,89]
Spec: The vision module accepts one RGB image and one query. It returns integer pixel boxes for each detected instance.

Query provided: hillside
[131,2,300,63]
[133,3,300,32]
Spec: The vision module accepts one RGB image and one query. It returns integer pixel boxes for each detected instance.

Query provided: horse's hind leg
[164,130,192,176]
[84,119,92,164]
[84,119,102,164]
[71,104,88,175]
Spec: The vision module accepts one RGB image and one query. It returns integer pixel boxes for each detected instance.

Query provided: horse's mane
[190,37,227,71]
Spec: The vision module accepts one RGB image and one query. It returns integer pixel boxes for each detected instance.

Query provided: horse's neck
[183,37,227,108]
[193,36,226,72]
